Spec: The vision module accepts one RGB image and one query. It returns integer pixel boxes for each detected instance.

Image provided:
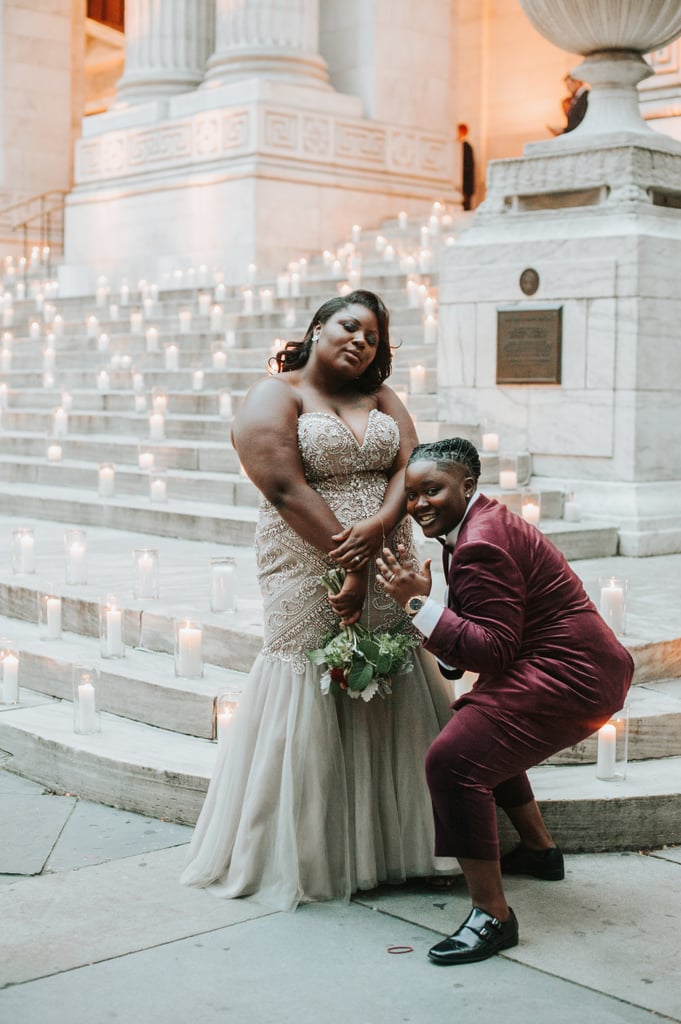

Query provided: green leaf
[306,648,328,666]
[348,661,374,690]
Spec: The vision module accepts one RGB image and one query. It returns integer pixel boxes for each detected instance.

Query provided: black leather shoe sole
[500,843,564,881]
[428,907,519,966]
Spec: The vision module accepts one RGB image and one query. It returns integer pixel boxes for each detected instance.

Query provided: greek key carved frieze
[264,112,298,150]
[335,124,386,163]
[127,125,192,167]
[222,111,250,151]
[301,117,331,157]
[195,116,220,157]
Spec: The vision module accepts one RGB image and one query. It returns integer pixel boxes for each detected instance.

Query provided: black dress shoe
[428,907,519,965]
[499,843,564,881]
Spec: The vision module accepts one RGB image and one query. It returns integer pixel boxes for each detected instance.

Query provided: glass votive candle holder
[215,688,242,743]
[599,576,628,636]
[98,462,115,498]
[596,700,630,781]
[174,619,203,678]
[64,528,88,585]
[73,663,100,735]
[0,639,20,705]
[134,393,147,414]
[164,343,179,370]
[137,444,155,472]
[521,491,541,526]
[211,341,227,368]
[38,586,62,641]
[52,406,68,437]
[481,424,499,452]
[191,367,204,392]
[99,595,124,659]
[133,547,159,600]
[149,468,168,504]
[149,412,165,442]
[152,387,168,413]
[218,389,233,419]
[563,490,582,522]
[12,527,36,574]
[210,556,237,613]
[46,434,62,462]
[498,454,518,490]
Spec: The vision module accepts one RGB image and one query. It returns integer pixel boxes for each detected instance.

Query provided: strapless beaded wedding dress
[180,410,454,910]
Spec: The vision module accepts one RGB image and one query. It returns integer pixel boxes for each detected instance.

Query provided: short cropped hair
[407,437,481,481]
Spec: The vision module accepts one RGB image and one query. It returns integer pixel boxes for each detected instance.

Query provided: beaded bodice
[256,410,416,671]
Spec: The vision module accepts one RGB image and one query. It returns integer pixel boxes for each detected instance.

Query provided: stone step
[0,433,241,472]
[0,616,248,739]
[0,482,259,544]
[0,456,259,507]
[1,696,678,846]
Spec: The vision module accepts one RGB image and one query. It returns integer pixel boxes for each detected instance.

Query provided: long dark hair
[270,290,392,394]
[407,437,482,481]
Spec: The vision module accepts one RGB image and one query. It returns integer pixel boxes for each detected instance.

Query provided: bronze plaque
[496,307,562,385]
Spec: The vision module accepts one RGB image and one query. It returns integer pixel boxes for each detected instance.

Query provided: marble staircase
[0,216,680,853]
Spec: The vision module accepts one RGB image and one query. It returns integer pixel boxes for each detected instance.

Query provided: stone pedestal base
[438,138,681,555]
[63,79,453,288]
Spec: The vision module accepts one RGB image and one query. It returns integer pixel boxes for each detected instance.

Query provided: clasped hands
[327,538,432,626]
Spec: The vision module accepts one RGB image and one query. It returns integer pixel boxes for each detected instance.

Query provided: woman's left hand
[329,519,384,572]
[376,544,432,607]
[327,568,367,626]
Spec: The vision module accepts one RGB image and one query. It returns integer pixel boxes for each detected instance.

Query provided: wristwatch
[404,595,427,617]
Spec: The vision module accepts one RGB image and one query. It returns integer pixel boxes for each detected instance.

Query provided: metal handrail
[0,189,69,279]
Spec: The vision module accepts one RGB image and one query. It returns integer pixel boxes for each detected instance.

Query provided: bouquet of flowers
[306,567,419,701]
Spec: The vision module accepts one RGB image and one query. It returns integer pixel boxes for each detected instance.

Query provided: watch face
[407,596,425,615]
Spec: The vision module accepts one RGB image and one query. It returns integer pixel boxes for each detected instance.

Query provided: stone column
[204,0,329,87]
[115,0,216,105]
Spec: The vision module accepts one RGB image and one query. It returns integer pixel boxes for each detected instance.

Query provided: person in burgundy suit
[376,437,633,966]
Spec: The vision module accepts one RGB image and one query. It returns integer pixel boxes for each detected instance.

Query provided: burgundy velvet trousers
[425,703,596,861]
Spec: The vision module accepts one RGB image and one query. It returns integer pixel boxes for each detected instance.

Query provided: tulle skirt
[180,649,454,911]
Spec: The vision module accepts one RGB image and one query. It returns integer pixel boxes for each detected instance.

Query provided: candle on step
[176,623,203,678]
[210,557,236,613]
[242,289,254,315]
[218,391,232,419]
[77,680,97,732]
[14,530,35,574]
[409,364,426,395]
[521,498,540,525]
[149,412,165,441]
[383,244,395,263]
[596,723,617,779]
[599,578,626,635]
[260,288,274,313]
[150,473,167,503]
[138,448,154,471]
[145,326,159,352]
[165,344,179,371]
[105,607,123,657]
[46,596,62,639]
[481,432,499,453]
[133,548,159,599]
[96,369,110,392]
[210,305,224,333]
[398,211,408,229]
[130,311,143,336]
[1,348,11,372]
[423,314,438,346]
[98,463,115,498]
[53,407,68,437]
[178,310,192,334]
[351,224,361,244]
[212,347,227,369]
[47,442,62,462]
[2,651,19,704]
[65,531,87,585]
[192,369,204,392]
[499,469,517,489]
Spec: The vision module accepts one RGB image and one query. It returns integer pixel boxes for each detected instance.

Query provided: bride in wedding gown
[180,289,454,910]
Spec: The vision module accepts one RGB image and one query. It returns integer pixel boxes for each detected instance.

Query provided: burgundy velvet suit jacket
[424,495,633,727]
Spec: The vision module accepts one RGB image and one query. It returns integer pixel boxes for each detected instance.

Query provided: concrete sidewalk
[1,766,679,1024]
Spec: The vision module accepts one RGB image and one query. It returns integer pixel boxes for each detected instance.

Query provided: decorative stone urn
[520,0,681,141]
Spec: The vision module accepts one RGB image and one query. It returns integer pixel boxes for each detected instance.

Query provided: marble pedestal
[438,134,681,555]
[61,77,453,291]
